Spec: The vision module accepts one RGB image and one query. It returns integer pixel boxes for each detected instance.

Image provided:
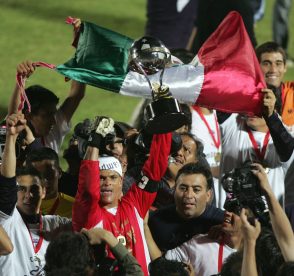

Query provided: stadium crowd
[0,2,294,276]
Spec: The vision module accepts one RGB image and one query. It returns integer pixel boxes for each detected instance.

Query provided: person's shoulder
[202,204,225,220]
[150,204,176,217]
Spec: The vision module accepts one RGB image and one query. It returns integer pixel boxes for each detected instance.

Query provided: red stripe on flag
[196,11,266,116]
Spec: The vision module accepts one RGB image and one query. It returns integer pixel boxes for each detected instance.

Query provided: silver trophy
[128,36,187,134]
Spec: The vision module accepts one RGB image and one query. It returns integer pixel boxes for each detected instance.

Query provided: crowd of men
[0,8,294,276]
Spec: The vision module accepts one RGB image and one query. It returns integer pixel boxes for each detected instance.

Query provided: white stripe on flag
[120,58,204,104]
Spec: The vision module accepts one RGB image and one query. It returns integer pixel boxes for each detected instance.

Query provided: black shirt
[149,204,224,251]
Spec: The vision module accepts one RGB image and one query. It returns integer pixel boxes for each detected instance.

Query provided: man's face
[31,159,60,199]
[260,52,287,87]
[171,135,197,168]
[221,211,241,235]
[174,173,211,219]
[27,104,57,137]
[99,170,122,208]
[106,138,124,159]
[16,175,46,215]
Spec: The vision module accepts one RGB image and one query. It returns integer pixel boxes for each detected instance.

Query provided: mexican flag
[56,11,266,115]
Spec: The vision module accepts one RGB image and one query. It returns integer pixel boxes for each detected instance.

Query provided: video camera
[74,117,116,158]
[222,163,270,225]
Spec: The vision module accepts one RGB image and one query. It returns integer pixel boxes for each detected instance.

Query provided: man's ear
[206,188,213,203]
[58,166,62,180]
[40,186,46,200]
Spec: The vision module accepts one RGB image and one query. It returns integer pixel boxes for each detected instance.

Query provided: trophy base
[144,98,187,134]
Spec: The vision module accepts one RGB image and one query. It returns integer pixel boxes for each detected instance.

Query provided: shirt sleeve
[165,244,189,263]
[111,242,144,276]
[265,112,294,162]
[123,133,172,218]
[72,160,101,231]
[0,175,17,216]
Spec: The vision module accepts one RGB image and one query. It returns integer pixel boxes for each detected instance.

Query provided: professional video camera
[74,117,116,158]
[222,163,270,225]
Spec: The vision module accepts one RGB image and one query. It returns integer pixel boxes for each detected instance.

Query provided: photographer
[217,88,294,208]
[72,116,172,276]
[45,228,143,276]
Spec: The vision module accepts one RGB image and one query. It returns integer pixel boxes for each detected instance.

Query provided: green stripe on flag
[56,21,134,93]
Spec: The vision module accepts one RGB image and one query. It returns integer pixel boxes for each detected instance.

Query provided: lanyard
[246,126,270,161]
[48,195,60,215]
[193,106,221,149]
[218,242,224,272]
[25,215,44,254]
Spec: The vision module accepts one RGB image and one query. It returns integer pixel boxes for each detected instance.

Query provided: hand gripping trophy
[128,36,187,134]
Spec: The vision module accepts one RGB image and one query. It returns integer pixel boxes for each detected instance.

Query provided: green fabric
[56,21,134,92]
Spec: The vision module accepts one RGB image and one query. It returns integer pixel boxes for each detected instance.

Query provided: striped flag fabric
[56,11,266,115]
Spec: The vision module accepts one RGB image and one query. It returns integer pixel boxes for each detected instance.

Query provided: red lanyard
[25,215,44,254]
[193,106,221,149]
[218,242,224,272]
[246,126,270,161]
[48,195,60,215]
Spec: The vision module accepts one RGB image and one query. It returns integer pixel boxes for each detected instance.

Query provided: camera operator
[72,116,172,276]
[240,163,294,276]
[44,228,143,276]
[217,88,294,209]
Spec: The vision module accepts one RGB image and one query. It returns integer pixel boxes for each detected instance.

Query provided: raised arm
[72,117,115,231]
[59,80,86,123]
[0,114,26,215]
[8,61,35,115]
[252,163,294,261]
[240,209,260,276]
[143,212,162,261]
[125,132,172,217]
[262,88,294,162]
[1,113,26,177]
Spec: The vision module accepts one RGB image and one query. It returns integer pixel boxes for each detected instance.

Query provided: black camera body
[222,164,269,225]
[74,117,116,158]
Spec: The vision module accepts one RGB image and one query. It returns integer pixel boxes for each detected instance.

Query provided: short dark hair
[26,147,59,167]
[255,227,284,276]
[180,132,204,160]
[16,166,45,187]
[220,251,243,276]
[255,41,286,64]
[44,232,95,276]
[23,85,59,114]
[175,162,213,190]
[149,257,189,276]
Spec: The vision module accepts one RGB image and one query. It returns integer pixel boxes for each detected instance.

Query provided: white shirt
[191,109,222,206]
[44,109,71,153]
[0,207,71,276]
[165,234,236,276]
[220,114,293,209]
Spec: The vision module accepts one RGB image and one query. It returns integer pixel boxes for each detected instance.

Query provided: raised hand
[6,114,26,136]
[16,61,35,78]
[261,88,276,118]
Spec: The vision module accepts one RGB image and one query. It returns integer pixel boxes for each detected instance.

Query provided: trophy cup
[128,36,187,134]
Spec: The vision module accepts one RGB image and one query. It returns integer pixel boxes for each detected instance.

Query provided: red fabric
[142,133,172,181]
[196,11,266,116]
